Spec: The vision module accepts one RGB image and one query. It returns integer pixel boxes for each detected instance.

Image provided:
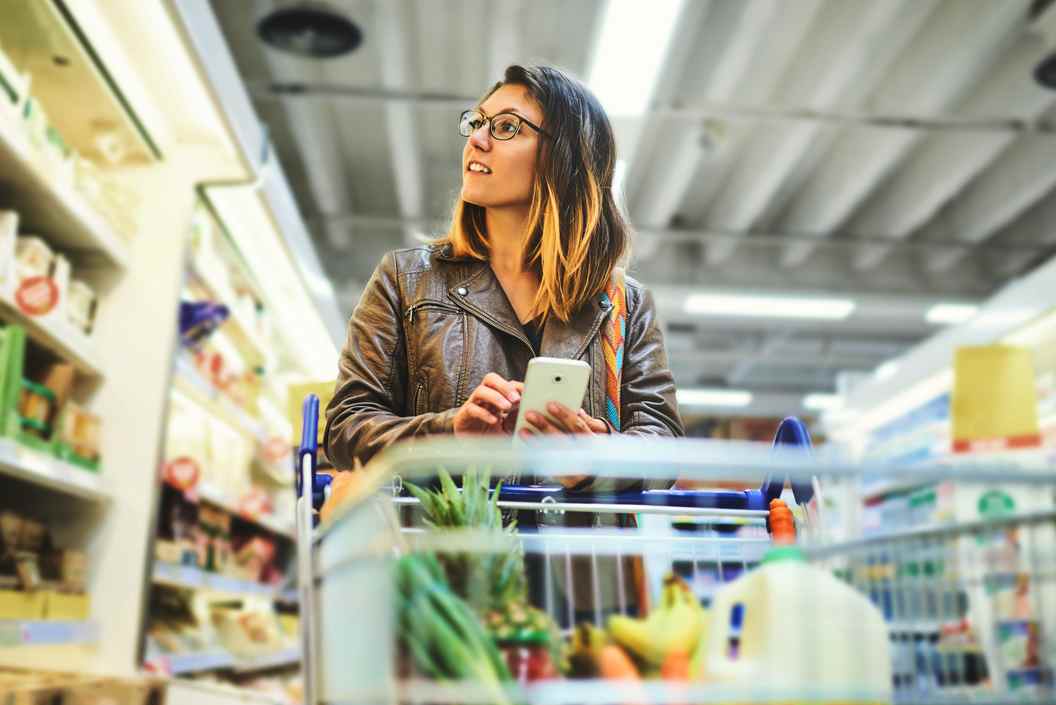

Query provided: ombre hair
[441,65,630,323]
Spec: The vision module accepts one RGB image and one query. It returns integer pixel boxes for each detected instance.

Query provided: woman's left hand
[520,403,609,488]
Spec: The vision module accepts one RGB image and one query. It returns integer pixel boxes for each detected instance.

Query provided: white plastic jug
[704,546,892,704]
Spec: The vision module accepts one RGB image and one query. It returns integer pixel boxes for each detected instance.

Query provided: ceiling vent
[257,3,362,59]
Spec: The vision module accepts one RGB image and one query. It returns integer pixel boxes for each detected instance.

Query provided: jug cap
[762,545,805,564]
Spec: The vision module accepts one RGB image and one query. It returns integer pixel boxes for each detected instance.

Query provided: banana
[607,574,708,668]
[568,622,609,678]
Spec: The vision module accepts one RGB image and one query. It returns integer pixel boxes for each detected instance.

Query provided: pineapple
[405,467,526,613]
[406,468,565,672]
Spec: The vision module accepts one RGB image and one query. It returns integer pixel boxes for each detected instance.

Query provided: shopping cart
[295,395,1056,705]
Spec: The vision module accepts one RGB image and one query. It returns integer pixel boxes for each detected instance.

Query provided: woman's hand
[453,373,524,437]
[520,402,610,488]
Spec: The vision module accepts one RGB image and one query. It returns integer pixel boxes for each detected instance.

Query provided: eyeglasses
[458,108,551,141]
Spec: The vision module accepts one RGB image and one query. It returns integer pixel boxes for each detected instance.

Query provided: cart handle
[762,416,815,506]
[297,394,332,515]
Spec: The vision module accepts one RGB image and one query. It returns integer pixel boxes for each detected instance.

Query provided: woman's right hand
[453,373,524,437]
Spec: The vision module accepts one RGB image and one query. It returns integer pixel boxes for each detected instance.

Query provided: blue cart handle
[297,394,332,515]
[761,416,815,506]
[500,416,815,511]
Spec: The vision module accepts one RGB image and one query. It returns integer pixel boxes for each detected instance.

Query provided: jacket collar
[445,256,611,359]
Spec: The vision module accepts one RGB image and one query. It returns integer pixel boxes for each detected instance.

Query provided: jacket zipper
[406,300,461,323]
[449,299,535,356]
[413,381,426,416]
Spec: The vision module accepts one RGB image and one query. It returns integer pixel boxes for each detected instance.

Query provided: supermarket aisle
[1,1,1056,704]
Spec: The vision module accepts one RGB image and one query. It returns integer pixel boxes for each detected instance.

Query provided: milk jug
[704,546,892,704]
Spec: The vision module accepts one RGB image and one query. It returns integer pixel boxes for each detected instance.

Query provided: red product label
[163,456,201,494]
[15,276,59,316]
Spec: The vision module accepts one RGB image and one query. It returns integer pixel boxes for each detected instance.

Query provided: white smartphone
[513,357,592,435]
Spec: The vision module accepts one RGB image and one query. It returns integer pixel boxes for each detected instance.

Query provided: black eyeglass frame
[459,108,552,141]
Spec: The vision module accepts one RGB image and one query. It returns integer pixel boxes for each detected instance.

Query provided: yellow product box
[43,590,89,621]
[277,614,300,638]
[0,589,46,620]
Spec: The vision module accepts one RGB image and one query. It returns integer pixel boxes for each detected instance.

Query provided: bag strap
[600,268,627,432]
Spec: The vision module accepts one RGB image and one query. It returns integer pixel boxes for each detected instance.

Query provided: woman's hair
[442,64,630,323]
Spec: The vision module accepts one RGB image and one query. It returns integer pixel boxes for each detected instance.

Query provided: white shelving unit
[152,562,290,601]
[187,263,268,371]
[173,356,266,442]
[196,482,295,539]
[0,620,100,647]
[0,6,325,701]
[151,647,300,677]
[0,294,104,378]
[0,436,107,502]
[0,109,129,269]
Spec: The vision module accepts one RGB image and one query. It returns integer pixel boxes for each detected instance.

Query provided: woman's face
[461,84,543,211]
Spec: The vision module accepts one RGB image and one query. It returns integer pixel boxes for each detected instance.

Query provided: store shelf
[231,647,300,674]
[160,650,235,675]
[0,110,129,269]
[862,477,937,502]
[152,646,299,676]
[196,482,295,539]
[153,562,291,601]
[173,357,265,441]
[0,620,99,647]
[187,264,268,368]
[0,437,107,501]
[0,294,103,377]
[0,2,156,165]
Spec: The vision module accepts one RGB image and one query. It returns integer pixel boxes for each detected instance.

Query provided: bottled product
[703,545,893,703]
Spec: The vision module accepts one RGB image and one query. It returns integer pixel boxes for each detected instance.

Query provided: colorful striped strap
[600,268,627,432]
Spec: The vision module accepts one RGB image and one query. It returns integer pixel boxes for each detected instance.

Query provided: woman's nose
[469,123,491,150]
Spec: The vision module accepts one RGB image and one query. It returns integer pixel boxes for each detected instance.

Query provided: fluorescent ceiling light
[677,388,753,407]
[587,0,685,115]
[683,293,856,320]
[925,303,979,325]
[803,393,842,411]
[874,360,899,381]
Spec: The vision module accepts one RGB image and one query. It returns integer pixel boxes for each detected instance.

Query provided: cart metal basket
[296,395,1056,705]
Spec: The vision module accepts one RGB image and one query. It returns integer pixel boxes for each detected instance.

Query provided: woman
[324,65,684,484]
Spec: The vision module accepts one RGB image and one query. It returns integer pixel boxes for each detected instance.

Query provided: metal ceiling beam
[851,23,1056,271]
[607,0,709,231]
[378,0,425,248]
[990,189,1056,277]
[777,0,1032,268]
[704,0,930,265]
[247,84,1056,134]
[924,133,1056,272]
[305,211,1054,258]
[630,0,817,257]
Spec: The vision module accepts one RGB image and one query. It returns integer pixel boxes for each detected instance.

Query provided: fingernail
[511,393,521,402]
[547,402,559,413]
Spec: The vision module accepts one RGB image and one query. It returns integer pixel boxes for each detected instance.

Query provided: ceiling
[210,0,1056,412]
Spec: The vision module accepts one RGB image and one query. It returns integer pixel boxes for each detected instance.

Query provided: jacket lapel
[439,247,611,359]
[447,259,532,350]
[542,292,611,360]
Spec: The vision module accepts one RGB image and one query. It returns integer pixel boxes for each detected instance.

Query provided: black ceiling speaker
[257,3,363,59]
[1036,52,1056,90]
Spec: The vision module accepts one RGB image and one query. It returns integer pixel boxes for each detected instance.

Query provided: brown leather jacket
[324,244,685,477]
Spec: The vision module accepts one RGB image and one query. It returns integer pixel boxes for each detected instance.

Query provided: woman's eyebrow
[486,106,531,118]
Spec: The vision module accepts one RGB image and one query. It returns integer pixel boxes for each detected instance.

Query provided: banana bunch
[567,622,609,678]
[607,574,709,668]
